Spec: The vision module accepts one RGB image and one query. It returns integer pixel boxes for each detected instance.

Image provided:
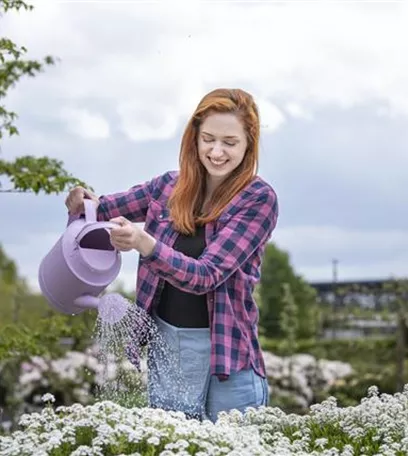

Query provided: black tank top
[156,224,209,328]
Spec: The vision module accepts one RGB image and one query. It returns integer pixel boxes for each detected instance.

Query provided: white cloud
[117,101,179,142]
[285,102,313,121]
[3,1,408,142]
[60,107,110,139]
[256,99,285,132]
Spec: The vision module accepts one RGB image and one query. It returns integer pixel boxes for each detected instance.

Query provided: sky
[1,0,407,293]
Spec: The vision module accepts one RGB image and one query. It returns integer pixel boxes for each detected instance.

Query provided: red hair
[168,88,260,235]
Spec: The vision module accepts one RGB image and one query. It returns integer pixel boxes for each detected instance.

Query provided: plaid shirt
[97,171,278,378]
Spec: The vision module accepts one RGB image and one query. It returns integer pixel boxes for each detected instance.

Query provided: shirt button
[159,214,163,219]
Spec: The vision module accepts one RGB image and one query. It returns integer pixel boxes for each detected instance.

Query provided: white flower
[41,393,55,403]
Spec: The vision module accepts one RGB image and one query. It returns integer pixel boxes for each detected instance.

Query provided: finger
[110,224,131,235]
[110,231,128,241]
[66,186,85,213]
[110,216,129,227]
[110,239,132,252]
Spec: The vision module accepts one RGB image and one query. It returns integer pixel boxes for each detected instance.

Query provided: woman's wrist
[135,230,157,257]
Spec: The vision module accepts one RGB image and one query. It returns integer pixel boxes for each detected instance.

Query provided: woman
[66,88,279,422]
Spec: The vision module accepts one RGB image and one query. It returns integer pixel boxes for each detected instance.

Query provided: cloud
[3,1,408,144]
[256,99,285,133]
[117,101,179,142]
[284,103,313,121]
[60,107,110,139]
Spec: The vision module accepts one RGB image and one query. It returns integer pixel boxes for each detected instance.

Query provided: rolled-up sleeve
[97,174,162,223]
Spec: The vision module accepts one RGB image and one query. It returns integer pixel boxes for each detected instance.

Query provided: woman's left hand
[109,216,156,256]
[109,217,141,252]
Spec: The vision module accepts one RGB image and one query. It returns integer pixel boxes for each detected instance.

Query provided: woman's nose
[210,142,224,156]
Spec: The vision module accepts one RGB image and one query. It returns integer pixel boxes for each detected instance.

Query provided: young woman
[65,88,279,422]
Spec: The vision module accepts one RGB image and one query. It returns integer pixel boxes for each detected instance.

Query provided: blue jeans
[147,313,269,422]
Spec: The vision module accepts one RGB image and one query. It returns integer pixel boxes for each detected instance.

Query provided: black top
[157,224,209,328]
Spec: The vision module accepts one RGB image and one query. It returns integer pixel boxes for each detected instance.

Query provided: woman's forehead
[200,112,245,136]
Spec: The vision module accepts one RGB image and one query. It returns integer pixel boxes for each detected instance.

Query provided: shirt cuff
[140,238,164,262]
[140,239,178,279]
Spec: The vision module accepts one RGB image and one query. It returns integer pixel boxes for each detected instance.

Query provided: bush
[0,347,147,431]
[260,337,396,369]
[325,362,407,407]
[2,386,408,455]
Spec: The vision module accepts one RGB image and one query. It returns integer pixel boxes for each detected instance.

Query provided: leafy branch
[0,155,91,194]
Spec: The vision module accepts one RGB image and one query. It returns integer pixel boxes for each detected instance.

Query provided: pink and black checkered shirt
[97,171,278,378]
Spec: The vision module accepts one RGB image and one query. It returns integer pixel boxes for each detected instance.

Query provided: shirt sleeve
[141,185,279,294]
[96,173,163,223]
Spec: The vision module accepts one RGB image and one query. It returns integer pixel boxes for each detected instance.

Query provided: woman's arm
[97,173,165,223]
[140,185,278,294]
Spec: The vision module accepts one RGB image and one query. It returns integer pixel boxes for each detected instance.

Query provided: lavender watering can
[38,199,129,324]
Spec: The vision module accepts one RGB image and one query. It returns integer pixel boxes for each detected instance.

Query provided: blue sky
[1,1,407,292]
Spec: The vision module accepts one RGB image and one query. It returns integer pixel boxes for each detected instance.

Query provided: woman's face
[197,112,248,189]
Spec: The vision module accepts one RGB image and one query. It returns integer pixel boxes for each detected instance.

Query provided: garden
[1,281,408,455]
[2,1,408,454]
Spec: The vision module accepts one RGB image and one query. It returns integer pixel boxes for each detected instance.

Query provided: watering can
[38,199,129,324]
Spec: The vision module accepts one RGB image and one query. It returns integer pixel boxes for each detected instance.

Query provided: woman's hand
[65,186,99,215]
[109,216,156,257]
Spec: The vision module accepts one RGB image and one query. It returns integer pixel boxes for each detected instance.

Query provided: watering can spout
[74,292,130,325]
[74,295,100,310]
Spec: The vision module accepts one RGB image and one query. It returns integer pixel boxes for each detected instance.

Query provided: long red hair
[168,88,260,235]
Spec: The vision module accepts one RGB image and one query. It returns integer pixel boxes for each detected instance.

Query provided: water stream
[91,293,200,415]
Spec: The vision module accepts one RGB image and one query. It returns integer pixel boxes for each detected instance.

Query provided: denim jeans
[147,313,269,422]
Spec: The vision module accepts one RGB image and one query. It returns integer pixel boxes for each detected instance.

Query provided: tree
[279,283,298,356]
[0,243,28,323]
[259,242,319,340]
[0,0,95,358]
[0,0,87,194]
[382,278,408,392]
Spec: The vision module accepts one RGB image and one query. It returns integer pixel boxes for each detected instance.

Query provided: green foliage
[0,155,89,194]
[0,0,89,194]
[279,283,298,356]
[0,0,53,139]
[260,336,397,367]
[0,244,18,287]
[259,242,319,340]
[326,367,398,407]
[0,313,95,362]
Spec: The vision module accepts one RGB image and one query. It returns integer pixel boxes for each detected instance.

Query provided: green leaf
[0,155,93,194]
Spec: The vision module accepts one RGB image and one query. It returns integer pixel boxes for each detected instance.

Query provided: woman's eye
[225,142,236,147]
[203,138,214,143]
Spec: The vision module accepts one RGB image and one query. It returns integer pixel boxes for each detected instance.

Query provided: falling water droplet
[91,292,201,413]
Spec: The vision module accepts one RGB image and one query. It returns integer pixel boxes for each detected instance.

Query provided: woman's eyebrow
[201,131,239,139]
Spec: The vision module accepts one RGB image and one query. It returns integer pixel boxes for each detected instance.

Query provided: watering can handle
[75,221,118,244]
[84,198,97,223]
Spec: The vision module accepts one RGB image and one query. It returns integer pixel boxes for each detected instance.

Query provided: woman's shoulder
[249,175,277,197]
[218,175,278,222]
[148,170,179,202]
[233,175,278,208]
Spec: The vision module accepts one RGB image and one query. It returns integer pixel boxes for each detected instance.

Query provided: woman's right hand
[65,186,99,215]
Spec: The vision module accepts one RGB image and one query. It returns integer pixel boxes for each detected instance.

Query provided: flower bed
[263,352,353,410]
[1,386,408,456]
[1,347,352,425]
